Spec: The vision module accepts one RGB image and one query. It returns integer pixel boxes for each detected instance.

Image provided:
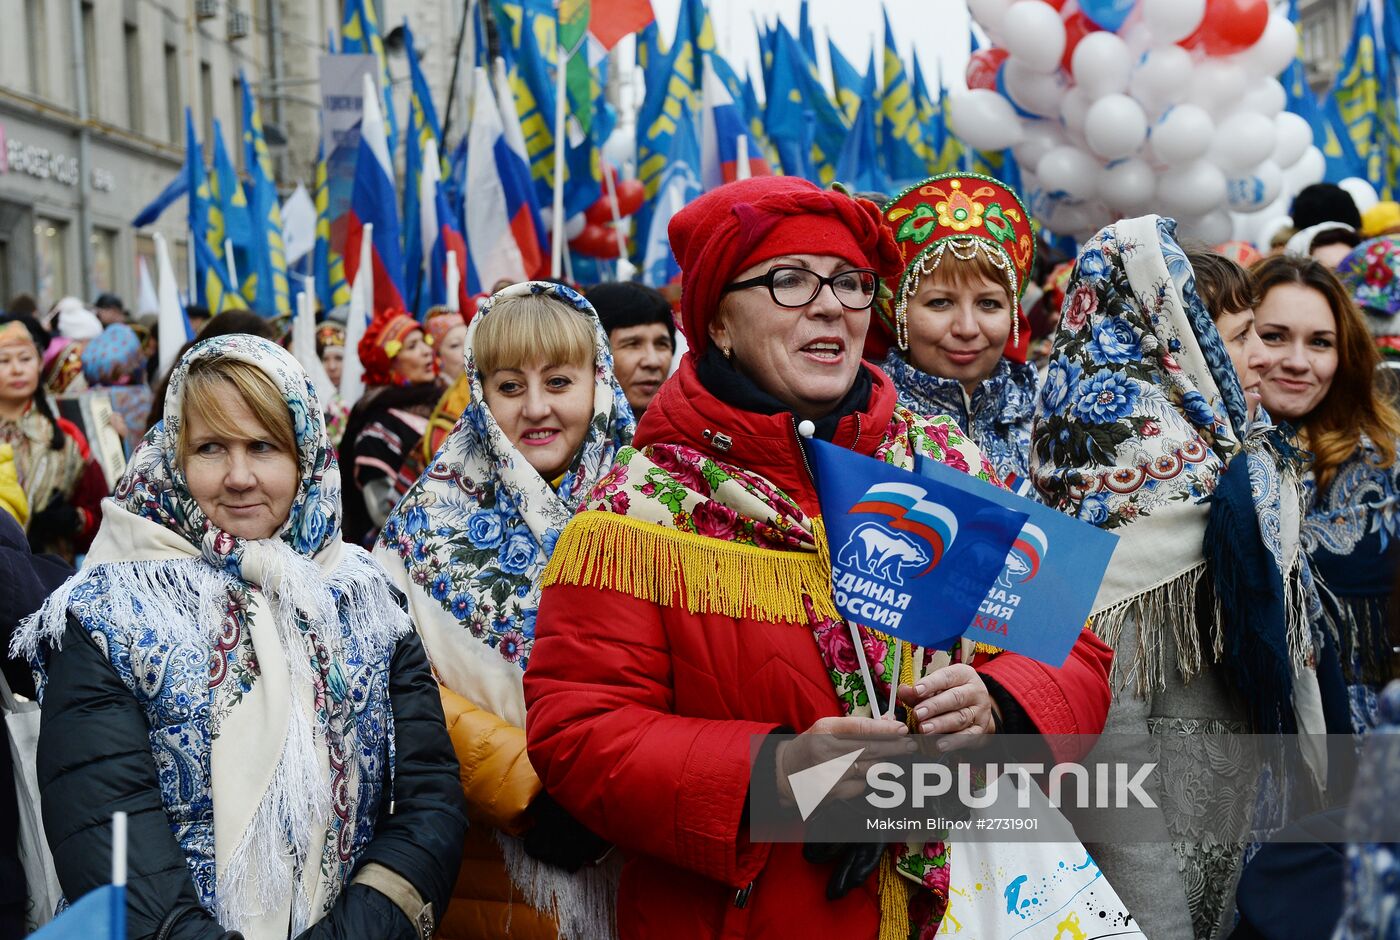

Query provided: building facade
[0,0,471,314]
[1299,0,1356,93]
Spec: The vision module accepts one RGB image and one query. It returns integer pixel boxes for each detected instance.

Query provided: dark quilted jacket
[37,620,467,939]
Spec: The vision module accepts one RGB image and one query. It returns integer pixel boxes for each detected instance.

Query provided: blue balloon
[1079,0,1137,32]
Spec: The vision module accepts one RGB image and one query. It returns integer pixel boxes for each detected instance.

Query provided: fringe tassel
[878,851,911,940]
[543,512,840,624]
[1089,564,1215,697]
[496,830,621,940]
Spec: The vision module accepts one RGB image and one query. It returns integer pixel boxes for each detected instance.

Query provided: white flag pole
[341,223,373,405]
[602,168,631,276]
[445,252,461,312]
[111,811,128,887]
[550,45,570,278]
[736,134,752,181]
[223,238,239,290]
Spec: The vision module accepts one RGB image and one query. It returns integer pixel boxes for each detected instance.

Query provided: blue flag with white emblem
[808,439,1026,651]
[915,456,1119,667]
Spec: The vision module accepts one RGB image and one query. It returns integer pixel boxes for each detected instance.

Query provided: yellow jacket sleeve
[438,684,541,836]
[0,443,29,528]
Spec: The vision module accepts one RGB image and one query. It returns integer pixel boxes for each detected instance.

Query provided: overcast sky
[645,0,976,94]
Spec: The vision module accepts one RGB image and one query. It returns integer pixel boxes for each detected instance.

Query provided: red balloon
[1180,0,1268,55]
[584,197,615,226]
[1061,11,1098,73]
[1041,0,1067,8]
[966,48,1010,91]
[614,179,645,217]
[569,223,622,259]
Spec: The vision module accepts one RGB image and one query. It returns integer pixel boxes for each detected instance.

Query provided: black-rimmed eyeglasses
[721,266,879,311]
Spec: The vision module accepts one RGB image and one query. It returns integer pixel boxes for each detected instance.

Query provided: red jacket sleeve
[975,627,1113,762]
[524,582,776,889]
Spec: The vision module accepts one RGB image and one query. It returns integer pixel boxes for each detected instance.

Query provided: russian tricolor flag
[419,137,470,313]
[699,58,771,189]
[493,59,546,281]
[344,72,406,314]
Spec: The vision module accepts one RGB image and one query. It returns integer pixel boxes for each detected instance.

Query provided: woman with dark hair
[1254,253,1400,730]
[0,314,104,559]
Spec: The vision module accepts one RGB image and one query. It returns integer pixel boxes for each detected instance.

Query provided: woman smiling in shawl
[13,335,466,939]
[375,282,635,939]
[521,177,1113,940]
[1032,218,1351,939]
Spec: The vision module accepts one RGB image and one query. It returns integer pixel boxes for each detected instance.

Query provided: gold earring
[722,345,733,360]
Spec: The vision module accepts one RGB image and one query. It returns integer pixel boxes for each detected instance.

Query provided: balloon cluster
[569,166,646,259]
[952,0,1325,243]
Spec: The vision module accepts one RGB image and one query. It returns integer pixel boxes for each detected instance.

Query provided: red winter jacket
[524,359,1112,940]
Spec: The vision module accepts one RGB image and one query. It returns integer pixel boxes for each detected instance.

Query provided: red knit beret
[667,177,902,357]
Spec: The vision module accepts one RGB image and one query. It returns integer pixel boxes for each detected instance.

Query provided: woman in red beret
[523,177,1113,939]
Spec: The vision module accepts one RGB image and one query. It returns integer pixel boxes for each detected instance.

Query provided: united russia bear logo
[838,482,958,586]
[996,523,1048,590]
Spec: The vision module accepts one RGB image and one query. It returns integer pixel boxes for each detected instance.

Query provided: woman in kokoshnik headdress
[875,173,1039,494]
[375,282,635,938]
[1032,217,1353,939]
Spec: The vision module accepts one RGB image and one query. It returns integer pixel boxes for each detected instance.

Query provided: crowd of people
[0,173,1398,940]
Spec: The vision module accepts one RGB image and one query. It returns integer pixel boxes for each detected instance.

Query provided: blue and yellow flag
[911,51,941,174]
[184,110,245,315]
[1327,0,1387,188]
[879,10,927,187]
[313,140,351,312]
[402,20,444,316]
[341,0,399,163]
[766,25,846,184]
[207,119,252,296]
[240,73,290,317]
[828,39,866,127]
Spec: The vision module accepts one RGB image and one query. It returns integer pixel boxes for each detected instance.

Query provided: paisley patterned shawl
[881,350,1037,494]
[374,281,635,729]
[13,334,410,938]
[547,404,1000,932]
[1031,217,1239,694]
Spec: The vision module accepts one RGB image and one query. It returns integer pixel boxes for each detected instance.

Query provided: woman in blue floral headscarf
[80,322,152,453]
[1032,217,1351,939]
[13,334,466,940]
[374,281,634,939]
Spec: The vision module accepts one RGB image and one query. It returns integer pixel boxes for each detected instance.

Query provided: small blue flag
[915,457,1119,667]
[132,172,189,228]
[808,439,1027,651]
[29,884,125,939]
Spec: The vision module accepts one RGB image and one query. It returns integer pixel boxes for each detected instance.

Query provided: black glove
[27,497,80,550]
[803,840,885,900]
[521,793,611,873]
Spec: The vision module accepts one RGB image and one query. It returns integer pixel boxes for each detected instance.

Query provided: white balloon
[1238,13,1298,79]
[1060,86,1091,133]
[1208,111,1277,172]
[948,89,1027,151]
[1085,94,1149,160]
[1130,46,1194,118]
[1141,0,1206,44]
[968,0,1015,41]
[1238,77,1286,118]
[1284,146,1326,190]
[1073,32,1134,99]
[1226,161,1284,212]
[1254,211,1294,248]
[1002,1,1066,73]
[1004,59,1067,118]
[1013,120,1067,170]
[1272,112,1313,169]
[1149,104,1216,166]
[1158,160,1229,217]
[1182,209,1234,244]
[1187,60,1249,115]
[1038,145,1102,201]
[1339,177,1381,213]
[1098,157,1158,214]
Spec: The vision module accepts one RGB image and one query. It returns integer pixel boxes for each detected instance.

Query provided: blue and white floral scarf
[1030,217,1322,722]
[881,350,1037,494]
[374,281,634,728]
[14,335,410,938]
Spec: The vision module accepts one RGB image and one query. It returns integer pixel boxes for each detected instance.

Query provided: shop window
[34,219,70,309]
[91,227,117,296]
